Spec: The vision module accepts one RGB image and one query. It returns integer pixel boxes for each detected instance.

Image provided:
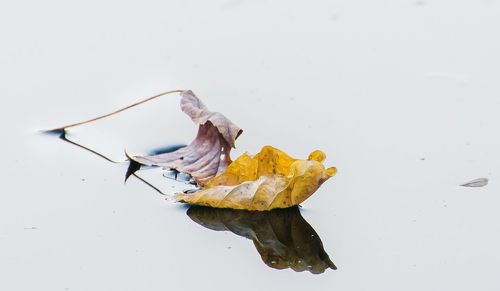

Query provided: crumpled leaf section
[176,146,337,211]
[131,90,242,186]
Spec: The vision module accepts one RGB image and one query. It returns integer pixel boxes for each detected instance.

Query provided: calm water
[2,1,500,290]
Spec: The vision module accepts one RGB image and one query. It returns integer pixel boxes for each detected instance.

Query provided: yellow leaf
[176,146,336,211]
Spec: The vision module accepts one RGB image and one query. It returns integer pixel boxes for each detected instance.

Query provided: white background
[1,1,499,290]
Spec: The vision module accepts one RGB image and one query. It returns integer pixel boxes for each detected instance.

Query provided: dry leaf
[187,206,336,274]
[48,89,338,210]
[131,90,243,186]
[460,178,488,187]
[176,146,336,210]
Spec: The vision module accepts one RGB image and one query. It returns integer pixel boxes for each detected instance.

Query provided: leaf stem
[48,89,186,131]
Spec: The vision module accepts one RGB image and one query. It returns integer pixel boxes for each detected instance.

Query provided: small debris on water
[460,178,488,187]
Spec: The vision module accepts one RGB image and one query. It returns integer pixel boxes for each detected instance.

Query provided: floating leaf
[176,146,336,210]
[131,90,243,186]
[47,89,338,210]
[187,206,336,274]
[460,178,488,187]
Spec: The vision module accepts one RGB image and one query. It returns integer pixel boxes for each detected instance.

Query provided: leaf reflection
[187,206,336,274]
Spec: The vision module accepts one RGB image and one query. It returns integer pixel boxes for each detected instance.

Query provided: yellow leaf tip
[326,167,337,177]
[308,150,326,162]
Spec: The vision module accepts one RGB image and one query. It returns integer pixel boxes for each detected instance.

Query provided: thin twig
[48,89,186,131]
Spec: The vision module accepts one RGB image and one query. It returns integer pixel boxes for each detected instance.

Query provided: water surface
[2,1,500,290]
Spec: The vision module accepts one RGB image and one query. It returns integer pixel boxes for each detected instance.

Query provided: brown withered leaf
[131,90,243,186]
[187,206,336,274]
[176,146,336,210]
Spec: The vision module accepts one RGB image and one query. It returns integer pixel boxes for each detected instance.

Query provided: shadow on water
[44,129,122,163]
[147,144,186,156]
[42,129,190,194]
[187,206,336,274]
[43,130,336,274]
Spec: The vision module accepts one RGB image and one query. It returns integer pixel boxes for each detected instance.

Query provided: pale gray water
[1,1,500,290]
